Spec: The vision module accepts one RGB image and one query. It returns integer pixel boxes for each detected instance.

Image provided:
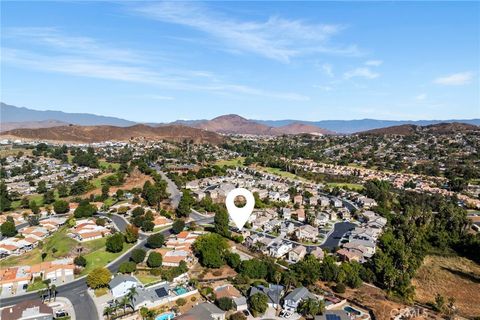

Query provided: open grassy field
[412,255,480,318]
[0,148,32,157]
[326,182,364,191]
[80,238,134,275]
[256,166,306,181]
[99,160,120,171]
[1,227,78,268]
[214,157,245,167]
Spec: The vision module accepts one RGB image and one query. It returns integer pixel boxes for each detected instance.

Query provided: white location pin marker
[226,188,255,230]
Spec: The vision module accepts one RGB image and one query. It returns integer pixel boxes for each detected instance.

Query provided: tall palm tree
[273,271,282,313]
[103,306,114,320]
[50,284,57,301]
[127,286,138,311]
[120,296,129,314]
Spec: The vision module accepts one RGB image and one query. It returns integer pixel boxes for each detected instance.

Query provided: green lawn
[1,227,78,268]
[326,182,364,191]
[257,166,306,181]
[135,273,160,285]
[214,157,245,167]
[27,279,47,292]
[80,239,134,275]
[99,160,120,171]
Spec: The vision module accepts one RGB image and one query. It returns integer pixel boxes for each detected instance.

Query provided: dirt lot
[86,168,152,196]
[318,282,408,320]
[412,255,480,318]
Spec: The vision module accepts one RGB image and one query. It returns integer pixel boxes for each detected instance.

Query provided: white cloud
[365,60,383,66]
[2,47,307,101]
[320,63,334,77]
[142,94,175,100]
[4,27,142,63]
[313,84,333,91]
[415,93,427,101]
[344,67,379,79]
[133,2,360,63]
[434,72,474,86]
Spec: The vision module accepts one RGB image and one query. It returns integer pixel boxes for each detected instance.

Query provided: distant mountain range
[1,102,478,135]
[1,102,135,128]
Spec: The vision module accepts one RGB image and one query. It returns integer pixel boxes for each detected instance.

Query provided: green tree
[53,200,70,214]
[43,190,55,204]
[147,252,163,268]
[86,267,111,289]
[249,292,268,317]
[298,298,325,319]
[214,209,230,237]
[216,297,234,311]
[57,183,69,198]
[147,233,165,248]
[0,180,12,211]
[119,261,137,273]
[74,255,87,267]
[124,225,139,243]
[74,201,97,218]
[106,233,124,253]
[172,219,185,234]
[141,220,155,232]
[29,200,40,214]
[193,233,228,268]
[37,180,47,194]
[229,312,247,320]
[130,249,146,264]
[1,219,17,237]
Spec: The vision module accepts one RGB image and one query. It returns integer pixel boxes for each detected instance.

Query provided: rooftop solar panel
[155,287,168,298]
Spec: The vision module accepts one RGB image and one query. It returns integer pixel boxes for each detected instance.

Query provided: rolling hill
[359,122,480,135]
[0,124,224,144]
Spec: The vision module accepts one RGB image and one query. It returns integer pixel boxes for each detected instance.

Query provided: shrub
[333,283,346,293]
[74,255,87,267]
[118,261,137,274]
[216,297,234,311]
[53,200,70,214]
[176,298,186,307]
[147,252,163,268]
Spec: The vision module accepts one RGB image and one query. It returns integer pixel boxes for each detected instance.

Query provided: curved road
[0,212,213,320]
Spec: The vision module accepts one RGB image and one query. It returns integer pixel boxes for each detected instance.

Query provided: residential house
[109,275,141,299]
[283,287,316,312]
[331,199,343,208]
[214,285,247,311]
[176,302,225,320]
[295,225,319,242]
[1,300,54,320]
[319,197,330,208]
[249,284,284,309]
[293,195,303,205]
[296,208,306,222]
[268,240,293,258]
[288,245,307,263]
[310,247,325,261]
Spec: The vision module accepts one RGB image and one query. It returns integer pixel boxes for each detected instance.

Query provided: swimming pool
[173,286,188,295]
[344,306,362,316]
[155,312,175,320]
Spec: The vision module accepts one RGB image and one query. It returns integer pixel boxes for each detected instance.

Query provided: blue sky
[1,1,479,122]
